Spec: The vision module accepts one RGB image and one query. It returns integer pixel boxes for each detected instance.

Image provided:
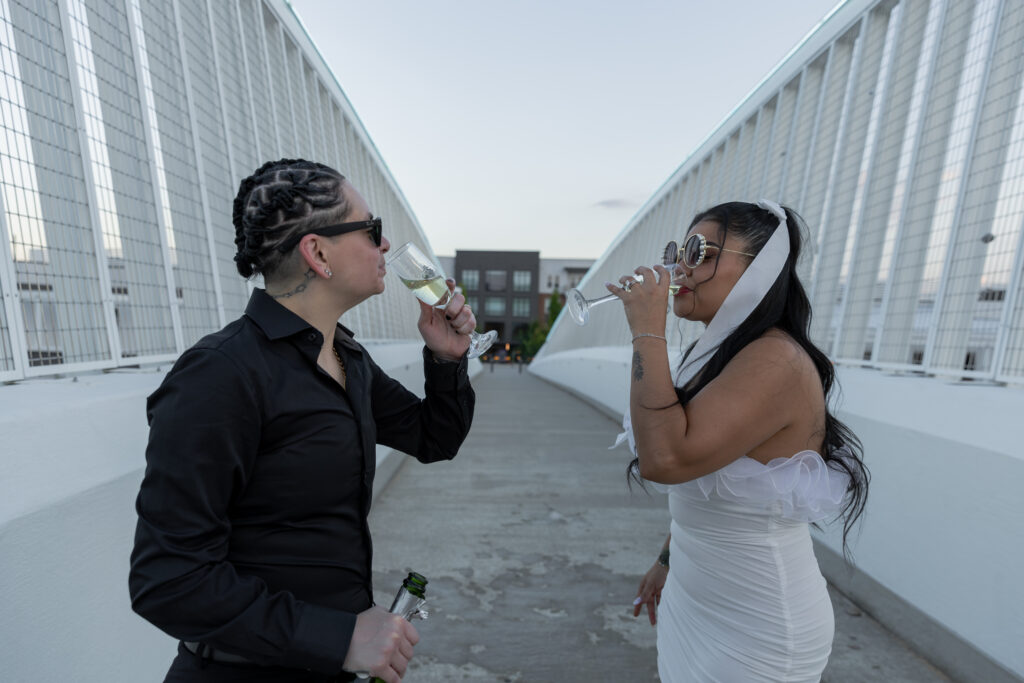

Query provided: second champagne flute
[387,242,498,359]
[566,263,682,325]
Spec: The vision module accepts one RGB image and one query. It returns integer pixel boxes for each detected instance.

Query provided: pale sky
[289,0,842,258]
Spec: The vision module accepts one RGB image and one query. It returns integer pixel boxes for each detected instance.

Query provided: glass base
[566,289,589,325]
[467,330,498,359]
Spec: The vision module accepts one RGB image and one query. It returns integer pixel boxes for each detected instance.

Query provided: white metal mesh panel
[262,5,294,157]
[320,87,341,171]
[783,59,824,207]
[2,0,111,369]
[304,63,324,158]
[72,0,178,359]
[239,0,276,160]
[283,37,312,159]
[747,100,776,196]
[177,0,245,320]
[831,6,902,360]
[136,0,217,347]
[540,0,1024,390]
[211,0,258,183]
[0,0,431,379]
[810,17,879,354]
[1001,245,1024,378]
[764,85,798,196]
[873,0,946,367]
[801,38,855,300]
[929,0,1023,376]
[835,2,917,363]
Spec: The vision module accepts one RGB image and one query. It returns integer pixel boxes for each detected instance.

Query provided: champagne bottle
[363,572,429,682]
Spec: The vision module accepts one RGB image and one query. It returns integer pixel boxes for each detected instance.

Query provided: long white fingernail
[633,596,643,605]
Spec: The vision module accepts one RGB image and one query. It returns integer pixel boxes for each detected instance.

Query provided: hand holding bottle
[352,572,429,682]
[343,606,419,683]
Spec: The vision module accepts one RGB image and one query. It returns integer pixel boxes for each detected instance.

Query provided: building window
[484,297,506,316]
[462,269,479,290]
[512,298,530,318]
[485,270,507,292]
[513,270,531,292]
[465,296,479,311]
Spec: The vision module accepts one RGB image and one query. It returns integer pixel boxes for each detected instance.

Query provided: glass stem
[587,293,619,307]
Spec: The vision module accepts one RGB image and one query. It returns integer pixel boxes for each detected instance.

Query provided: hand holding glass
[388,242,497,358]
[566,263,682,326]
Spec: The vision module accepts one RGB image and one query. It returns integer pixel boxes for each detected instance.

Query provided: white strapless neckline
[673,449,851,523]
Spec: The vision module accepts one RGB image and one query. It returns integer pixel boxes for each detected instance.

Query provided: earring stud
[324,269,332,278]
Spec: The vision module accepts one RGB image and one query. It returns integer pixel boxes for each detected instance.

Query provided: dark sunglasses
[664,233,755,269]
[276,217,383,253]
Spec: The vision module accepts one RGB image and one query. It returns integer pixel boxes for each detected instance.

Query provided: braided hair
[232,159,349,280]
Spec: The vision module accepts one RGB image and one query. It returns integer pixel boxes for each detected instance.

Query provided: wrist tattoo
[632,350,644,382]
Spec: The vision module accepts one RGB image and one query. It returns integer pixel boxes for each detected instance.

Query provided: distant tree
[546,286,563,327]
[518,288,564,359]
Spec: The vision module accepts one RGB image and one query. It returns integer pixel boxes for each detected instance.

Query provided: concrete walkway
[370,365,950,682]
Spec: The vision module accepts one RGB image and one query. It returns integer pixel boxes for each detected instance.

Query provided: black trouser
[164,642,356,682]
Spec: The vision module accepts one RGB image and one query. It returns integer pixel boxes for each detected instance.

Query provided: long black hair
[232,159,349,280]
[630,201,869,555]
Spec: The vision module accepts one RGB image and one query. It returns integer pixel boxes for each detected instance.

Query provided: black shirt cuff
[279,602,357,675]
[422,346,470,390]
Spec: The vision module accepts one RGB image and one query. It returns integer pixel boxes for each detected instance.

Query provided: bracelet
[632,333,667,343]
[657,548,670,568]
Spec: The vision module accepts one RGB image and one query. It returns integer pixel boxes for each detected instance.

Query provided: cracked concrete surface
[370,366,949,682]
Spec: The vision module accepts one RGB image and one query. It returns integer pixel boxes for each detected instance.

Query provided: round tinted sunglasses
[276,217,383,253]
[664,233,756,269]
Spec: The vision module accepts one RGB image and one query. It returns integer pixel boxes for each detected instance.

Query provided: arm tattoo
[269,268,316,299]
[632,350,644,382]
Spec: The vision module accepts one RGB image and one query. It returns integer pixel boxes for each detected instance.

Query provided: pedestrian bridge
[1,350,974,681]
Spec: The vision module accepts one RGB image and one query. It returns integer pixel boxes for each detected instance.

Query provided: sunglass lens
[684,234,702,268]
[663,241,679,265]
[371,219,382,246]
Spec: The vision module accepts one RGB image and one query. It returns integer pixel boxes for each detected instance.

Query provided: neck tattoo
[269,268,316,299]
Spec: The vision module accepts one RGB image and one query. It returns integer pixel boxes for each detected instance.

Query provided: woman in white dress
[612,201,869,682]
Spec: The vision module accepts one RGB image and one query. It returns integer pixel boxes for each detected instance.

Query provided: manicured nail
[633,596,643,605]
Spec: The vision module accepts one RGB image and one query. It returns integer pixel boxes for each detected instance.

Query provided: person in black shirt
[130,159,477,683]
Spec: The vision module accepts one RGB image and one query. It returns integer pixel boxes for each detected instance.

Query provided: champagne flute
[566,255,682,326]
[387,242,498,359]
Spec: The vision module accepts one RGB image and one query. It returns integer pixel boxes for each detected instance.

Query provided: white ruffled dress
[653,450,850,683]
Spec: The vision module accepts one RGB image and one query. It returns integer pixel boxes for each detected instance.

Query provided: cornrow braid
[232,158,349,279]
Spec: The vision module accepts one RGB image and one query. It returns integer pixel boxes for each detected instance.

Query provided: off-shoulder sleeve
[652,449,852,522]
[696,449,851,522]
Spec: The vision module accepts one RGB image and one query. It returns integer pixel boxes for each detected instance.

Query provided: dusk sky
[290,0,842,258]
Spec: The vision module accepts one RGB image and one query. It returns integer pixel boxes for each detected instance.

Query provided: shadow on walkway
[370,366,949,682]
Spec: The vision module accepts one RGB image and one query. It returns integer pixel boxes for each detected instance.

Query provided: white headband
[675,199,791,387]
[613,199,791,454]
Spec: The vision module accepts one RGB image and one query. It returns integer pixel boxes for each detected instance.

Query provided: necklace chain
[332,345,346,384]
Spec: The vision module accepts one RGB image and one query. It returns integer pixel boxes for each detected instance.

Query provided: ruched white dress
[655,451,850,683]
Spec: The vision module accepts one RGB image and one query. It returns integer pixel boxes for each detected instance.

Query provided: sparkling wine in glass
[566,264,681,326]
[388,242,498,358]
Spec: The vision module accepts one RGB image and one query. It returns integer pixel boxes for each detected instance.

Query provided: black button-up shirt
[129,289,475,675]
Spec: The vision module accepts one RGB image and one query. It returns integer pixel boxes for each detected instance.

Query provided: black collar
[244,288,361,353]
